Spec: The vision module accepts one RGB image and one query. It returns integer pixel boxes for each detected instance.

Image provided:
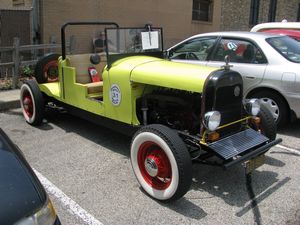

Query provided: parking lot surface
[1,109,299,225]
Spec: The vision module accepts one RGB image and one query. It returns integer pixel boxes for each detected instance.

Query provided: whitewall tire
[130,124,192,202]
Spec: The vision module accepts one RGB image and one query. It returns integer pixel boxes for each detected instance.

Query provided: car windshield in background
[266,36,300,63]
[105,28,163,55]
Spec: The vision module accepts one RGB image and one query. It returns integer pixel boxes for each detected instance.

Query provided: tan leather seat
[67,53,106,84]
[86,82,103,94]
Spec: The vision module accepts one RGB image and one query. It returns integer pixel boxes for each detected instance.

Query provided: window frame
[210,37,268,64]
[268,0,277,22]
[192,0,213,22]
[249,0,260,26]
[168,36,218,61]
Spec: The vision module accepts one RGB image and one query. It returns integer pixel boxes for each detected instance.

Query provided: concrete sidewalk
[0,89,20,111]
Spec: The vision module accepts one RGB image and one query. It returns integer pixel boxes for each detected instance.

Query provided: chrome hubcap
[145,157,158,177]
[259,97,279,121]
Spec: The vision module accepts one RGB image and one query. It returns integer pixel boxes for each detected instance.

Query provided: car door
[207,37,268,94]
[168,37,218,66]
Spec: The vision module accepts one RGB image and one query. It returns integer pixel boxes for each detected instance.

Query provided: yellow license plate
[245,154,266,174]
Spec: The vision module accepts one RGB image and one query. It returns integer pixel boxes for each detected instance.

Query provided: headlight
[203,111,221,131]
[15,199,57,225]
[244,98,260,116]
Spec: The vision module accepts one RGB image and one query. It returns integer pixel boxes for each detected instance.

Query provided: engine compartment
[137,88,202,135]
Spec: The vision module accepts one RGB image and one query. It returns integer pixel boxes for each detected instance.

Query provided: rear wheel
[35,53,60,83]
[130,124,192,202]
[20,80,44,125]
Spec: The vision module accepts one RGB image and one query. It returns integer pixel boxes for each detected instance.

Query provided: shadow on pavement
[278,119,300,138]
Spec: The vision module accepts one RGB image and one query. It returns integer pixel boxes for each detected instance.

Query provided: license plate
[244,154,266,174]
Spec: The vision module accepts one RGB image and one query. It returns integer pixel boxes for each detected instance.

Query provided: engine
[137,88,202,134]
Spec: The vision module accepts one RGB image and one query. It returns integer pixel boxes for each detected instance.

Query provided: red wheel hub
[137,141,172,190]
[22,92,33,117]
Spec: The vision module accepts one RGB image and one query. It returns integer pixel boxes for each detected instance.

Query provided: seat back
[67,53,107,84]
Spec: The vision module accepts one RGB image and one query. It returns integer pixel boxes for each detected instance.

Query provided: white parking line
[276,144,300,156]
[33,169,104,225]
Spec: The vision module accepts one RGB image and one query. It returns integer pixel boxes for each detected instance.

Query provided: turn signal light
[207,131,220,142]
[251,117,261,126]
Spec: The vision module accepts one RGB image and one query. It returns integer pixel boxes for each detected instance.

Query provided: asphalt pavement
[0,89,299,225]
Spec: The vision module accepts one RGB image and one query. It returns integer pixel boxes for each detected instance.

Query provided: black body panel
[202,69,243,136]
[0,129,47,225]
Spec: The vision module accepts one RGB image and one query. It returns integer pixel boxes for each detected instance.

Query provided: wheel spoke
[260,98,279,120]
[22,93,33,117]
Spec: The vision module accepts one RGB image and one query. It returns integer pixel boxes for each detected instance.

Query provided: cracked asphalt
[1,109,299,225]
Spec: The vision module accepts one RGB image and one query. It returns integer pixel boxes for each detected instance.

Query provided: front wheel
[20,80,44,125]
[130,124,192,202]
[251,104,277,141]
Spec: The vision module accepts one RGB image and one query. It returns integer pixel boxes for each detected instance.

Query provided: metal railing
[0,37,72,88]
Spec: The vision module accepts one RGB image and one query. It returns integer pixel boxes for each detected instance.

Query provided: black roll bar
[61,21,119,60]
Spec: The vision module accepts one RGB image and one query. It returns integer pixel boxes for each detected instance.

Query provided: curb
[0,100,20,111]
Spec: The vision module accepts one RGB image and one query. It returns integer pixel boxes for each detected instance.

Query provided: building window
[297,4,300,22]
[268,0,277,22]
[249,0,260,25]
[192,0,213,22]
[12,0,25,6]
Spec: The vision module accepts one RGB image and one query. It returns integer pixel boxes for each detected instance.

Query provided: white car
[167,31,300,127]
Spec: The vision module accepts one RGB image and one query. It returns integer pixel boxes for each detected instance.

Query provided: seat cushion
[85,81,103,94]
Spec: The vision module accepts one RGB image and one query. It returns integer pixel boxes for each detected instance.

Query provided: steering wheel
[186,52,199,60]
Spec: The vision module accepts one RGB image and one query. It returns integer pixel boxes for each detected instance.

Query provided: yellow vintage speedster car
[20,22,282,202]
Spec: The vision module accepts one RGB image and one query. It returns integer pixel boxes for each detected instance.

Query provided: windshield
[105,27,164,67]
[266,36,300,63]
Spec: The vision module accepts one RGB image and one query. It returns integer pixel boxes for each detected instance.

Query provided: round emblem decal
[227,42,238,51]
[110,84,121,106]
[234,86,240,97]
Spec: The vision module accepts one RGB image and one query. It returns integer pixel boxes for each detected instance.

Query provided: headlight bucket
[203,111,221,131]
[244,98,260,116]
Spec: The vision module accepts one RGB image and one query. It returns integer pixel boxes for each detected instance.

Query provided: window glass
[211,38,266,64]
[266,36,300,63]
[169,37,217,60]
[192,0,213,21]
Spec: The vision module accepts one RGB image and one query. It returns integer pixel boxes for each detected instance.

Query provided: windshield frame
[105,27,164,68]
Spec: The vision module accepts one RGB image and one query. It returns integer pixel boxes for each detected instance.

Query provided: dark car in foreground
[0,128,61,225]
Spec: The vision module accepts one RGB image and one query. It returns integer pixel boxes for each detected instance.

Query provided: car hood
[0,134,45,224]
[114,56,218,93]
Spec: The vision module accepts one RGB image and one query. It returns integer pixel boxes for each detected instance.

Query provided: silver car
[167,31,300,127]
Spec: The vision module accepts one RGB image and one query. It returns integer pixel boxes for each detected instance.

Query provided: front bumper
[223,138,282,169]
[206,128,282,168]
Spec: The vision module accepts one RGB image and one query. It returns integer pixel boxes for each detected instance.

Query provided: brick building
[1,0,300,48]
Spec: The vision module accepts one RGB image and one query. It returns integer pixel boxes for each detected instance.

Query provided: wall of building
[220,0,300,31]
[276,0,299,22]
[220,0,252,31]
[40,0,221,48]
